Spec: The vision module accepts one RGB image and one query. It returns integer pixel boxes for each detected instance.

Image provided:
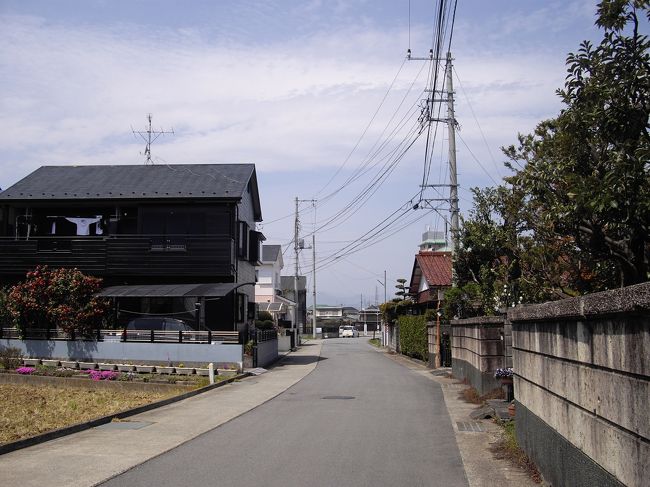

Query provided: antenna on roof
[131,114,174,165]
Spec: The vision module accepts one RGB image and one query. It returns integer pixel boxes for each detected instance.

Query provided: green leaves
[397,315,428,361]
[505,0,649,286]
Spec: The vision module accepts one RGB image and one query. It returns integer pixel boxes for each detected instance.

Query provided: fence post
[96,328,101,341]
[70,329,76,341]
[122,329,127,342]
[179,330,183,343]
[207,330,212,344]
[150,329,154,343]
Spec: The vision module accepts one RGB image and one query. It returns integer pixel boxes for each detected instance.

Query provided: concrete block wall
[451,315,507,394]
[509,282,650,487]
[255,339,278,368]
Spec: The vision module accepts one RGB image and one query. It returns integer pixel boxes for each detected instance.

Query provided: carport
[98,283,242,331]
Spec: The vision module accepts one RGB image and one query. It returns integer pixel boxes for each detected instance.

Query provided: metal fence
[0,327,240,344]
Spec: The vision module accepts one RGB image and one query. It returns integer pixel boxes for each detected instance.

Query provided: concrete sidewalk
[380,350,538,487]
[0,341,323,487]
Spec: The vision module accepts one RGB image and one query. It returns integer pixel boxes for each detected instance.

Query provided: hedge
[397,315,428,361]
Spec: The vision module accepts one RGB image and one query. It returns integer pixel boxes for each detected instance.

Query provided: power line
[314,57,408,198]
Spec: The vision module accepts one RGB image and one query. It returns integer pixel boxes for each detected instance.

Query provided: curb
[0,372,251,456]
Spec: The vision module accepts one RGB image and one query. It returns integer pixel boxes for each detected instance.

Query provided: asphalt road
[100,338,468,487]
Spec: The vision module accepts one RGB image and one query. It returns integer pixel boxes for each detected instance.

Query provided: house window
[237,293,247,322]
[248,230,263,263]
[238,221,249,259]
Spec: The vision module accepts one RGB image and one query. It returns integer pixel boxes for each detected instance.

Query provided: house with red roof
[408,230,452,310]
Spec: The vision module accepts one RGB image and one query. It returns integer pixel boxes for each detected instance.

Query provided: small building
[0,163,264,331]
[255,244,295,327]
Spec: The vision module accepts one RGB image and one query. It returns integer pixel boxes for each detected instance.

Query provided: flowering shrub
[86,370,118,381]
[15,366,35,375]
[495,367,514,378]
[7,266,110,336]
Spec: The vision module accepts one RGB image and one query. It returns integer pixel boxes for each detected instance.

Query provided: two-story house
[255,244,295,327]
[0,164,264,332]
[358,304,381,332]
[408,230,452,313]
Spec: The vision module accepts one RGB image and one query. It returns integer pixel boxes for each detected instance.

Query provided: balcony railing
[0,234,235,277]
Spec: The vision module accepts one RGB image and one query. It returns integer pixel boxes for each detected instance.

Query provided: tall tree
[504,0,649,286]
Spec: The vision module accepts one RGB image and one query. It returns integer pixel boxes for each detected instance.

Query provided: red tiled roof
[415,251,452,287]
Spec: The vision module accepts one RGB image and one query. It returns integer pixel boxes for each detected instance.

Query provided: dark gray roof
[261,244,282,262]
[0,164,255,201]
[97,282,239,298]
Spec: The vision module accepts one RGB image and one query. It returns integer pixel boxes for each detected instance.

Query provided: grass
[460,384,504,404]
[0,384,182,445]
[491,420,542,483]
[368,338,381,347]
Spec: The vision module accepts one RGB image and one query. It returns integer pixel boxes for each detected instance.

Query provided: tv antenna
[131,114,174,164]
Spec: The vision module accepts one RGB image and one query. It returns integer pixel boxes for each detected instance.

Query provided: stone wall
[451,315,509,394]
[509,282,649,487]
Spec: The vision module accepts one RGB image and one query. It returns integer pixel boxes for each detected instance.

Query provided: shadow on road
[277,355,325,366]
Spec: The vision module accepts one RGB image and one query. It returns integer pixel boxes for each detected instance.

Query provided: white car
[340,326,357,338]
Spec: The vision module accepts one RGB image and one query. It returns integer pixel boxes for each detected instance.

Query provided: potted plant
[495,367,514,401]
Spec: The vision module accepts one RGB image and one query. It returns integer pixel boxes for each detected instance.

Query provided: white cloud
[0,4,595,303]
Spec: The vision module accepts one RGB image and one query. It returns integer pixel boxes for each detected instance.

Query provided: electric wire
[314,57,408,198]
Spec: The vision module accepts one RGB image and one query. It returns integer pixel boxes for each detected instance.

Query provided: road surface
[100,338,468,487]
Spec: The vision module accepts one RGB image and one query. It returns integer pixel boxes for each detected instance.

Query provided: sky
[0,0,629,307]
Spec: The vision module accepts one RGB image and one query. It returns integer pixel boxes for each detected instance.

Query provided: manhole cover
[321,395,355,400]
[456,421,484,432]
[98,421,153,430]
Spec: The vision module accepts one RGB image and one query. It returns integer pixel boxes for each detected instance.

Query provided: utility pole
[132,114,174,165]
[312,233,317,339]
[411,51,460,286]
[293,197,300,344]
[446,51,460,279]
[383,270,387,345]
[294,198,317,340]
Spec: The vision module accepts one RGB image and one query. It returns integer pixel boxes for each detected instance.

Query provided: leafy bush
[398,315,428,361]
[381,299,414,324]
[0,346,23,370]
[15,366,35,375]
[257,310,273,321]
[255,320,275,330]
[6,266,110,336]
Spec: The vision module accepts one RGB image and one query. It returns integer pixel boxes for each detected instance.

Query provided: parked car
[124,317,195,341]
[340,325,357,338]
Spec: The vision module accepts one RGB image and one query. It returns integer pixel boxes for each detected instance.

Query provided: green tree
[394,278,408,300]
[505,0,650,286]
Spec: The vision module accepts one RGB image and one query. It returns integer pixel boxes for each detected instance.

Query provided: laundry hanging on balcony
[64,216,102,236]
